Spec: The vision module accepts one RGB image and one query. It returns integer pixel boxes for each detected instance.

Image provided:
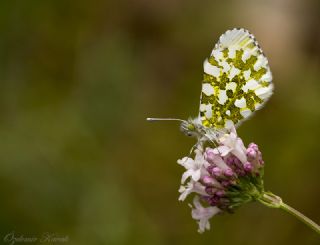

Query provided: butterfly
[147,28,273,145]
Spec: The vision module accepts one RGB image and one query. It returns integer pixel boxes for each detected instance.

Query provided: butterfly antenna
[146,118,185,123]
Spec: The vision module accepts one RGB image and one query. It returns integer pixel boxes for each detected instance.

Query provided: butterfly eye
[187,132,193,137]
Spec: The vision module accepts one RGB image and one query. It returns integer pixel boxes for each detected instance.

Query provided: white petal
[190,196,221,233]
[198,219,208,233]
[192,196,202,210]
[232,145,247,164]
[194,182,209,196]
[179,181,207,201]
[178,186,189,201]
[192,169,201,182]
[211,154,229,170]
[177,157,194,169]
[178,192,188,201]
[181,169,193,183]
[217,145,231,156]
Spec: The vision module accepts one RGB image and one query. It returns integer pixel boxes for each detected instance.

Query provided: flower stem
[280,202,320,234]
[258,192,320,235]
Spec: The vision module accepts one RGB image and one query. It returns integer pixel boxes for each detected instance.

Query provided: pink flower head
[177,126,266,233]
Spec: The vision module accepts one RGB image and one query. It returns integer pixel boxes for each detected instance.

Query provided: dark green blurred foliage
[0,0,319,244]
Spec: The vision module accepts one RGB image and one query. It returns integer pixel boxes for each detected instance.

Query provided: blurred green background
[0,0,319,244]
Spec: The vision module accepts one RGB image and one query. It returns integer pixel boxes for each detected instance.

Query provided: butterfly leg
[188,142,199,157]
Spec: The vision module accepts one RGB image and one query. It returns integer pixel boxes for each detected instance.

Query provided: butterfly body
[180,117,226,146]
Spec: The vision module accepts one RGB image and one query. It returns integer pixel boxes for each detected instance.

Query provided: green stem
[280,202,320,234]
[258,192,320,235]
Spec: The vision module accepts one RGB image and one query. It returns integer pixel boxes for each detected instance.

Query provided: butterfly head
[180,117,205,138]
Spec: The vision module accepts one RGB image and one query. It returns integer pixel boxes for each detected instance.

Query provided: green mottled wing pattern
[199,28,273,129]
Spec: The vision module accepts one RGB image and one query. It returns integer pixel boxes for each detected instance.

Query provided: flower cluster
[177,127,265,233]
